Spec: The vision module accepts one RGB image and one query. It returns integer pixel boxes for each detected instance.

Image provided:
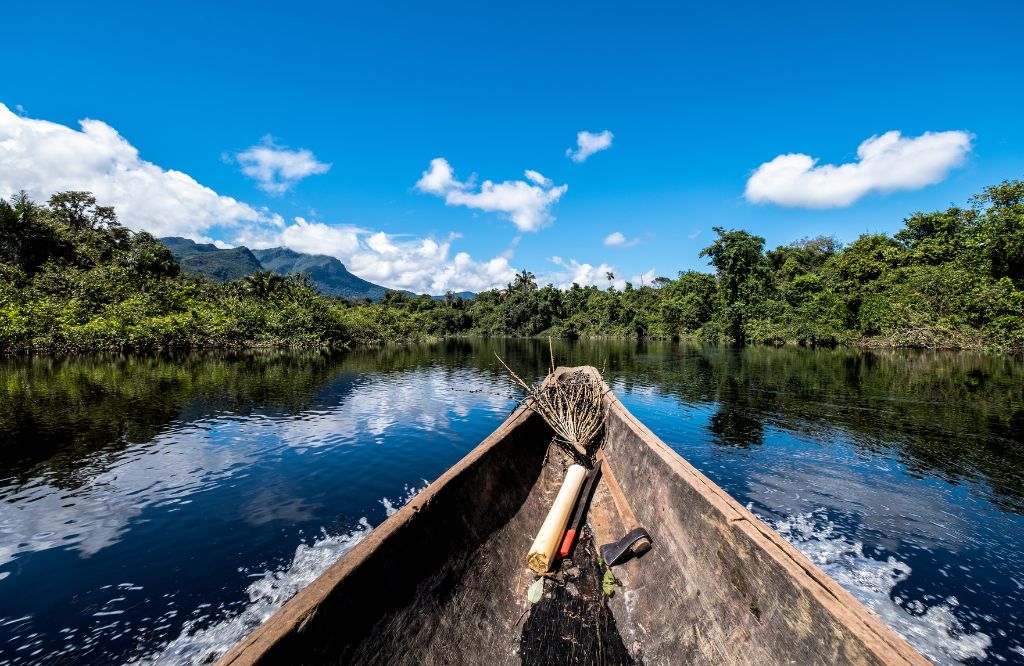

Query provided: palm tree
[240,271,288,299]
[513,270,537,292]
[605,271,615,289]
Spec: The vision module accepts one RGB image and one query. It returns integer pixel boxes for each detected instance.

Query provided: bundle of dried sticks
[496,341,605,461]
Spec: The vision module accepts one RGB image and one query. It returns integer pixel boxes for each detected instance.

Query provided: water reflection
[0,340,1022,664]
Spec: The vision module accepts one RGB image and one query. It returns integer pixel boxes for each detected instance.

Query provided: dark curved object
[601,526,653,567]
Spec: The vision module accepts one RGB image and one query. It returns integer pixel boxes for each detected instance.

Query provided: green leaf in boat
[528,577,544,603]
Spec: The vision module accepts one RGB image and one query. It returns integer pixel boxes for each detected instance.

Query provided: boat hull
[218,367,926,665]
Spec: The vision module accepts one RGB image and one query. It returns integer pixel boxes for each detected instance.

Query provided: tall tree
[0,192,66,274]
[700,227,769,344]
[512,269,537,292]
[48,191,119,231]
[970,179,1024,285]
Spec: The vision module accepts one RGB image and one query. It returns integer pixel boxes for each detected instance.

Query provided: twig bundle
[496,341,606,462]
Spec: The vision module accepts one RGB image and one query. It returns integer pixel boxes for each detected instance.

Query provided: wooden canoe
[218,366,927,665]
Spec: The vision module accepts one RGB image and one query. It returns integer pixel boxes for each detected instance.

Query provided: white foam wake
[766,508,991,665]
[135,483,426,665]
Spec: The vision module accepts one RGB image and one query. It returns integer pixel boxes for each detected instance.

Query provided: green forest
[1,181,1022,354]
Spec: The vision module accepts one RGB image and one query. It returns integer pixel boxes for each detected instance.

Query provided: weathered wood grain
[216,366,927,666]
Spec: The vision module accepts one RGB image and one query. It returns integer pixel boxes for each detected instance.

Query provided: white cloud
[745,130,973,208]
[542,257,623,290]
[688,229,702,240]
[498,235,521,260]
[416,158,568,232]
[603,230,640,247]
[632,268,658,287]
[542,257,656,291]
[414,157,460,195]
[239,218,517,294]
[278,216,361,256]
[0,104,518,294]
[523,169,551,187]
[235,136,331,195]
[566,130,613,163]
[0,103,275,239]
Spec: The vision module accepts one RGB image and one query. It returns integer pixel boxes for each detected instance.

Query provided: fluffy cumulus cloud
[603,231,640,247]
[263,220,517,294]
[745,130,973,208]
[542,257,654,291]
[0,103,276,239]
[633,268,658,287]
[0,104,518,294]
[566,130,613,163]
[544,256,619,289]
[415,158,568,232]
[235,136,331,195]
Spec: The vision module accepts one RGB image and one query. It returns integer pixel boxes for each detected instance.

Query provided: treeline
[0,191,358,353]
[1,181,1022,354]
[354,178,1023,351]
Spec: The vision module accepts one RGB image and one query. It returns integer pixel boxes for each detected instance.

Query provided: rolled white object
[527,464,588,573]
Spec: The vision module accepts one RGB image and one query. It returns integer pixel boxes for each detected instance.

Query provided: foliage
[0,193,371,353]
[1,180,1023,354]
[602,567,615,596]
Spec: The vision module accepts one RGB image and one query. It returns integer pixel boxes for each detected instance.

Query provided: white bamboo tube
[527,464,588,573]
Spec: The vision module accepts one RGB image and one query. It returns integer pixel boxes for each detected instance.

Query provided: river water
[0,340,1022,665]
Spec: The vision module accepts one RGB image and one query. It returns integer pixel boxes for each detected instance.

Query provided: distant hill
[250,247,390,300]
[160,237,392,300]
[432,291,476,300]
[161,237,263,282]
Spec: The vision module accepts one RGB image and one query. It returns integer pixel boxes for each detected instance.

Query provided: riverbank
[3,327,1021,357]
[3,181,1023,356]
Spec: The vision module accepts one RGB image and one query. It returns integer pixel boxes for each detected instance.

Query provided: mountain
[160,237,391,300]
[250,247,390,300]
[161,237,263,282]
[432,291,476,300]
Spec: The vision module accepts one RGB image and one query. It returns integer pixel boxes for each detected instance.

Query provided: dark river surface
[0,339,1022,665]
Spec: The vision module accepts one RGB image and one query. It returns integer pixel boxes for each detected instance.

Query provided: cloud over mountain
[0,103,516,294]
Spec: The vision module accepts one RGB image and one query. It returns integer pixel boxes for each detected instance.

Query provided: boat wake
[134,483,426,666]
[763,508,992,666]
[137,493,993,665]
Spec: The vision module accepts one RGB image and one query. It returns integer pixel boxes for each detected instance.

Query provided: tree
[238,271,290,299]
[700,228,770,344]
[970,179,1024,285]
[895,207,971,266]
[48,191,119,232]
[767,236,838,281]
[662,271,717,334]
[116,232,180,280]
[0,192,68,274]
[511,270,537,292]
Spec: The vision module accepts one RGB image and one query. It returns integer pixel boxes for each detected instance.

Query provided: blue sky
[2,1,1022,293]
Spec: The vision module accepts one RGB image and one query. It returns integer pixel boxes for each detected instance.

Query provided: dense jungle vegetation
[1,181,1022,354]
